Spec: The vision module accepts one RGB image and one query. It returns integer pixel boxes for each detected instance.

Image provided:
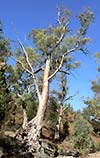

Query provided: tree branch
[12,38,41,101]
[48,47,78,81]
[19,41,41,101]
[58,70,70,75]
[64,47,79,56]
[52,8,69,50]
[49,14,67,54]
[48,54,65,80]
[53,25,66,50]
[34,67,44,74]
[11,56,32,75]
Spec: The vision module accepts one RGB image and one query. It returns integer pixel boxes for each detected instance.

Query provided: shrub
[71,114,96,155]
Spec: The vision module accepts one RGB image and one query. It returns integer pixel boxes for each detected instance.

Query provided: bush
[71,114,96,155]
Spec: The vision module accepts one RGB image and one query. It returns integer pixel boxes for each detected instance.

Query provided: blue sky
[0,0,100,110]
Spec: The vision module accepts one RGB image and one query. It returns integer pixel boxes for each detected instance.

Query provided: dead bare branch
[34,67,44,74]
[58,70,70,75]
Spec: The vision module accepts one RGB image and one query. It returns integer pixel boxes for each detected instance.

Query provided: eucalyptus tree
[52,70,77,141]
[12,7,94,153]
[83,53,100,135]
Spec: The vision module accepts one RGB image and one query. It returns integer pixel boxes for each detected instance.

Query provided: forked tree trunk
[24,56,51,154]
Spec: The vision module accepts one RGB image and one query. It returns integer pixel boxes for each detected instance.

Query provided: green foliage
[15,47,41,67]
[78,8,94,35]
[90,53,100,99]
[83,100,100,120]
[83,52,100,135]
[24,93,37,120]
[45,97,58,126]
[0,7,94,134]
[0,7,96,156]
[9,7,94,108]
[0,22,11,123]
[29,7,71,55]
[91,79,100,94]
[94,53,100,72]
[0,21,11,62]
[28,7,94,70]
[71,114,96,154]
[15,92,37,120]
[0,65,11,123]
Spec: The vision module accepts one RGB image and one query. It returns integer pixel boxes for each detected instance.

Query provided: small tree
[52,71,76,141]
[71,114,95,155]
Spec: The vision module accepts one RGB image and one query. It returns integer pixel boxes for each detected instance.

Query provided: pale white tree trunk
[36,55,50,129]
[22,109,28,129]
[25,55,51,153]
[58,106,63,132]
[55,106,63,140]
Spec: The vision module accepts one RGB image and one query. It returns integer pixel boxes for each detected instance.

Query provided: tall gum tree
[12,6,94,154]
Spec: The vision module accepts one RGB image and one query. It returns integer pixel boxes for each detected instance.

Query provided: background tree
[0,21,12,127]
[0,65,10,123]
[83,52,100,135]
[71,113,96,155]
[44,54,79,141]
[0,21,11,62]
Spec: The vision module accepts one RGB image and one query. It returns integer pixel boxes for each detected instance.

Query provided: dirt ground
[85,152,100,158]
[57,152,100,158]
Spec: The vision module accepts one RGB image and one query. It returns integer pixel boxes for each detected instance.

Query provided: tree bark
[36,55,50,129]
[24,55,51,155]
[55,106,63,140]
[22,109,28,129]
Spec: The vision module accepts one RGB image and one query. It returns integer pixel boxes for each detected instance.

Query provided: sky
[0,0,100,110]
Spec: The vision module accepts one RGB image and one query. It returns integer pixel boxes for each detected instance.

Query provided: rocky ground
[0,130,100,158]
